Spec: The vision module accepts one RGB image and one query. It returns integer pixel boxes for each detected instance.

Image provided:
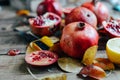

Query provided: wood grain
[0,51,120,80]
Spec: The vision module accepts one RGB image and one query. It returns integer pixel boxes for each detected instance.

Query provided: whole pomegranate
[81,0,109,25]
[65,7,97,28]
[60,22,99,59]
[36,0,63,17]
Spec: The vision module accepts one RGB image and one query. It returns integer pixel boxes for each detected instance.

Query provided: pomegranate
[25,50,58,66]
[29,12,61,36]
[81,0,109,25]
[102,19,120,38]
[36,0,63,17]
[62,7,74,17]
[65,7,97,28]
[60,22,99,59]
[7,49,21,56]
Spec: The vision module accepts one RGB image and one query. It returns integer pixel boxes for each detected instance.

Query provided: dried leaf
[58,57,83,73]
[38,73,67,80]
[93,58,115,70]
[82,45,98,65]
[78,65,106,80]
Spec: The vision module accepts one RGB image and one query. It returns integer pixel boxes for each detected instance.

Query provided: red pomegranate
[60,22,99,59]
[62,7,74,17]
[65,7,97,28]
[36,0,63,17]
[81,0,109,25]
[29,12,61,36]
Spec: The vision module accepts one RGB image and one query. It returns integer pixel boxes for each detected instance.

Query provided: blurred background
[0,0,119,19]
[0,0,120,12]
[0,0,87,12]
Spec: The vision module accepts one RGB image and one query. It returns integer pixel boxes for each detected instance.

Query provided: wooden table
[0,1,120,80]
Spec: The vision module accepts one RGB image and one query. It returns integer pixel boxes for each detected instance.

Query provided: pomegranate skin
[36,1,46,16]
[60,22,99,59]
[36,0,63,17]
[65,7,97,28]
[82,1,109,25]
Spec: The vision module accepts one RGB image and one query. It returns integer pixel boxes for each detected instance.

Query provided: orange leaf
[78,65,106,80]
[93,58,115,70]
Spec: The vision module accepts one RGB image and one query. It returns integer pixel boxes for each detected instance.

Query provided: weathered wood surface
[0,1,120,80]
[0,51,120,80]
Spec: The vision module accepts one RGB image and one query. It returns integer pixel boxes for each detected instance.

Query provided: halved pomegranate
[25,50,58,66]
[36,0,63,17]
[29,12,61,36]
[102,19,120,37]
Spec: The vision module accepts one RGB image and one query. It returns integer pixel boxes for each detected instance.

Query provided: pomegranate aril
[48,15,55,20]
[48,59,52,62]
[39,52,48,58]
[48,54,55,59]
[32,55,41,62]
[7,49,20,56]
[33,16,45,26]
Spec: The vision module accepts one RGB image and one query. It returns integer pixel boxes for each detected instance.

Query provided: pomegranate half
[25,50,58,66]
[102,19,120,38]
[29,12,61,36]
[60,22,99,59]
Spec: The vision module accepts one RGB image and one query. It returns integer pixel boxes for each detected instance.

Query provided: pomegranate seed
[47,14,59,21]
[48,15,55,20]
[106,20,120,34]
[7,49,21,56]
[48,59,52,62]
[32,55,41,62]
[33,16,45,26]
[48,54,54,59]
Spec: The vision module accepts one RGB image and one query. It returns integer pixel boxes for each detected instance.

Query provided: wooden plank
[0,23,28,54]
[0,51,120,80]
[0,34,27,54]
